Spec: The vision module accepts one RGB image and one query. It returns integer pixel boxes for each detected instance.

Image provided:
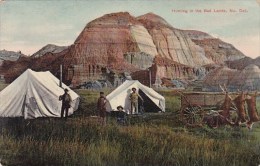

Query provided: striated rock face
[130,25,158,57]
[124,52,154,70]
[66,12,246,86]
[0,12,247,87]
[191,38,245,64]
[72,12,139,68]
[65,12,140,85]
[137,13,214,67]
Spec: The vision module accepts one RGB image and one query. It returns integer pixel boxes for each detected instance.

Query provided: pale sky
[0,0,259,58]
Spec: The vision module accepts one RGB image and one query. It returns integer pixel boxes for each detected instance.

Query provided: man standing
[59,88,72,119]
[97,92,107,126]
[129,88,143,114]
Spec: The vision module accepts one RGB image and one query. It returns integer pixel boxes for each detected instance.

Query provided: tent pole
[60,65,62,87]
[149,68,151,88]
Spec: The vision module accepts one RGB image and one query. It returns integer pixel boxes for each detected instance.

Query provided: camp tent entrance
[106,80,165,113]
[0,69,80,119]
[138,89,162,113]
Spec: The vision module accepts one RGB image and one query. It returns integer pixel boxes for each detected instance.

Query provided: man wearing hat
[97,92,107,126]
[129,88,143,114]
[116,105,127,125]
[59,88,72,118]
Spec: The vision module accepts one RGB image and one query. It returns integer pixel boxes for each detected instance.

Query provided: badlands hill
[0,12,246,86]
[226,56,260,70]
[0,50,25,66]
[31,44,68,58]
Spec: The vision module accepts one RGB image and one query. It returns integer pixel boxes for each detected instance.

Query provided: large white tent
[106,80,165,113]
[0,69,80,119]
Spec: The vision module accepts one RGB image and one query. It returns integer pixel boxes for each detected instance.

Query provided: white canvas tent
[0,69,80,119]
[106,80,165,113]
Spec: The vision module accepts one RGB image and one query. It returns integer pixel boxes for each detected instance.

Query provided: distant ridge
[31,44,68,58]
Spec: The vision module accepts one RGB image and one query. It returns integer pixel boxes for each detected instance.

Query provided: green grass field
[0,87,260,166]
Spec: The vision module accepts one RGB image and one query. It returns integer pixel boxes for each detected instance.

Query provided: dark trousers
[61,105,69,118]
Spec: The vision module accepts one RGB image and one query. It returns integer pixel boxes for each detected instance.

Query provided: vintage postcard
[0,0,259,165]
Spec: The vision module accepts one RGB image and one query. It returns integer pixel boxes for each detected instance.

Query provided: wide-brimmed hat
[117,105,124,110]
[64,88,69,92]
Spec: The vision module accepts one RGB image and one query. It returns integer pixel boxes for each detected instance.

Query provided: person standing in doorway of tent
[59,88,72,119]
[129,88,143,114]
[97,92,107,126]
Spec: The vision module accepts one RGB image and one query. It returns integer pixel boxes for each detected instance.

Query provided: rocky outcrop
[124,52,154,70]
[0,50,25,66]
[182,30,213,40]
[31,44,68,58]
[0,12,247,87]
[191,38,245,64]
[130,25,158,57]
[64,12,140,85]
[0,50,24,61]
[226,56,260,70]
[203,65,260,91]
[137,13,214,67]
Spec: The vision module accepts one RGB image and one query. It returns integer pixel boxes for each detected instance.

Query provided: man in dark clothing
[116,105,127,125]
[59,88,72,118]
[97,92,107,126]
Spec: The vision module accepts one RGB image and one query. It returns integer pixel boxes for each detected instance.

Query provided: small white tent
[0,69,80,119]
[106,80,165,113]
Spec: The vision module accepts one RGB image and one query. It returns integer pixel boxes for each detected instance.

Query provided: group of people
[59,88,259,130]
[58,87,144,123]
[96,87,144,125]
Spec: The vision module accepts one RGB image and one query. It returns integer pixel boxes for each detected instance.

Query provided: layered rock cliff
[0,12,246,87]
[190,38,245,64]
[137,13,214,67]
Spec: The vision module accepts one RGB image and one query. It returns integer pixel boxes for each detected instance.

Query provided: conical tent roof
[0,69,80,119]
[106,80,165,113]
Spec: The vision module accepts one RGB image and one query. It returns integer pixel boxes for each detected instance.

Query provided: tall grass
[159,91,181,112]
[0,89,259,165]
[0,117,259,166]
